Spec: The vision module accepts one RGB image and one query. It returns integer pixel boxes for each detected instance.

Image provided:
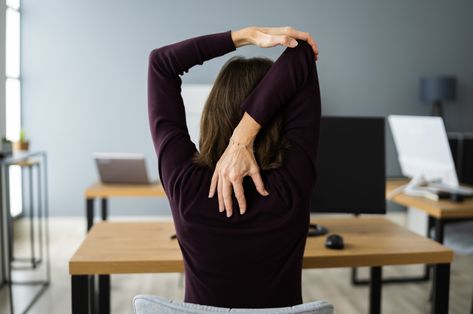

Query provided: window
[5,0,22,217]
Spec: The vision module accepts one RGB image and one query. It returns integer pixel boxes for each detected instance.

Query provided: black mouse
[325,234,344,250]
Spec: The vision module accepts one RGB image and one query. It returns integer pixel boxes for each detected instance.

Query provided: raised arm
[148,30,237,194]
[208,27,319,218]
[149,26,318,200]
[148,26,315,151]
[148,30,236,158]
[240,39,316,127]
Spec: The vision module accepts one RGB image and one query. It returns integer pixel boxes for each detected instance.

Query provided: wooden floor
[0,213,472,314]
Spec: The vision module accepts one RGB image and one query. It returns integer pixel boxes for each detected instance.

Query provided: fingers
[213,162,247,217]
[217,176,247,217]
[250,170,269,197]
[215,170,268,217]
[253,32,296,49]
[284,27,318,59]
[232,179,247,215]
[217,175,224,212]
[208,169,218,198]
[222,180,233,218]
[257,26,319,60]
[306,35,319,60]
[258,26,304,41]
[272,35,298,48]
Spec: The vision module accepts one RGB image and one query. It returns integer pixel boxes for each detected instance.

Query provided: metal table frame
[0,151,51,314]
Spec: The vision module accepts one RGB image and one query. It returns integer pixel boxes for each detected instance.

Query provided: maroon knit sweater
[148,30,321,308]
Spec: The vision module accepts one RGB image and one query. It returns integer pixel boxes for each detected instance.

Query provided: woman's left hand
[208,113,269,218]
[208,139,269,218]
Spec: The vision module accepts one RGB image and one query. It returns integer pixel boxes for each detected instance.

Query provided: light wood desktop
[387,178,473,243]
[84,182,166,230]
[69,216,453,314]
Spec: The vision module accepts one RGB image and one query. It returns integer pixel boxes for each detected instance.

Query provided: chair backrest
[133,295,334,314]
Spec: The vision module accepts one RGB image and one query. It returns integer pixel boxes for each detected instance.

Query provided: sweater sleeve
[240,40,317,127]
[148,30,236,194]
[241,40,321,184]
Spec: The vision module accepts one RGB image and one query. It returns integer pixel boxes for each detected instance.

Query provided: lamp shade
[420,76,457,103]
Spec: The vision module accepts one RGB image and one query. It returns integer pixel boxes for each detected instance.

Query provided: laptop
[388,115,473,198]
[94,152,158,185]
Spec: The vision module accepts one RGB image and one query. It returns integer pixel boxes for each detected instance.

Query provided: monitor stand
[308,223,329,237]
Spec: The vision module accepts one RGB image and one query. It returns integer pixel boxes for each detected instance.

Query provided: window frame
[5,0,23,218]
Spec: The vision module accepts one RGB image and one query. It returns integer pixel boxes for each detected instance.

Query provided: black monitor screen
[310,116,386,214]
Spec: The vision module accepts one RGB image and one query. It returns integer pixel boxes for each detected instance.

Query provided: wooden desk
[387,178,473,243]
[69,217,453,314]
[84,183,166,230]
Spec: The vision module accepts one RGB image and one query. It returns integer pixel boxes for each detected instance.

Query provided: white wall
[182,84,212,146]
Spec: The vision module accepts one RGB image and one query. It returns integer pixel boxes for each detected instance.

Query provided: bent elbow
[149,48,165,73]
[294,40,315,65]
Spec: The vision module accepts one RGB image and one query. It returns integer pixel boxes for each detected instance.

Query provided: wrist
[229,137,255,152]
[231,113,260,146]
[231,27,253,48]
[231,127,256,147]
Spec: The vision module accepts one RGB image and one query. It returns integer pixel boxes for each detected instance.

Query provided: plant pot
[13,141,30,152]
[1,141,13,155]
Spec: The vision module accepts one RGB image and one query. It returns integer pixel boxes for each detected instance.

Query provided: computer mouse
[325,234,344,250]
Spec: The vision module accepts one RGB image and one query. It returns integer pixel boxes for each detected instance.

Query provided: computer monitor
[388,115,458,187]
[310,116,386,214]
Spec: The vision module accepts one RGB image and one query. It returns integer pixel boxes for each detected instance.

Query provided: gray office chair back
[133,295,334,314]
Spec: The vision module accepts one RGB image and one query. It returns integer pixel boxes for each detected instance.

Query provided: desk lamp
[420,76,457,118]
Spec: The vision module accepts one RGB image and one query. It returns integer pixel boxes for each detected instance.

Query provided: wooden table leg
[86,198,94,231]
[369,266,382,314]
[71,275,89,314]
[432,263,450,314]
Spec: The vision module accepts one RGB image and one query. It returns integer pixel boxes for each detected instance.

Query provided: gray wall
[22,0,473,216]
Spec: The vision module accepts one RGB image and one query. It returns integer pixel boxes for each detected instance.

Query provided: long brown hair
[193,56,289,170]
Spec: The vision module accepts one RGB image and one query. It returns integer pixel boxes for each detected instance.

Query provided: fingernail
[240,209,246,215]
[290,39,298,47]
[226,212,231,218]
[264,190,270,196]
[208,193,212,198]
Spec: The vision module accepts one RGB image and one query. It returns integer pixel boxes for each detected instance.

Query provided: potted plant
[13,129,30,152]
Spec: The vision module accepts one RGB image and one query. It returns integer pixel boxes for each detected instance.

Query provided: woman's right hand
[231,26,318,60]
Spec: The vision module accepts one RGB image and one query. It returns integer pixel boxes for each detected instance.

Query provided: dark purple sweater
[148,30,321,308]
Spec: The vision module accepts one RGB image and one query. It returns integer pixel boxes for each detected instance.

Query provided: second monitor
[310,116,386,214]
